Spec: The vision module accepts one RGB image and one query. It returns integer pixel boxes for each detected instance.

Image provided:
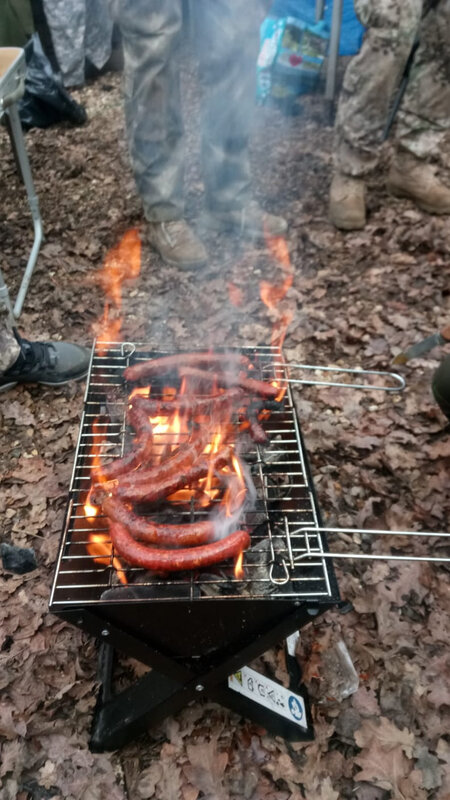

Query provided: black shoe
[0,338,91,392]
[432,354,450,421]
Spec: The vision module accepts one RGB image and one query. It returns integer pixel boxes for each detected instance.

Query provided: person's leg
[41,0,87,86]
[0,307,20,374]
[113,0,207,267]
[387,0,450,213]
[115,0,184,221]
[330,0,423,230]
[0,307,90,392]
[193,0,287,238]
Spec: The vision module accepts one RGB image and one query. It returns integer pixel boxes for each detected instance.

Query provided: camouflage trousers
[109,0,260,221]
[42,0,113,87]
[335,0,450,176]
[0,306,19,374]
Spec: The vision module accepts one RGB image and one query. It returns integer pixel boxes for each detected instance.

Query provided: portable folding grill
[49,343,448,751]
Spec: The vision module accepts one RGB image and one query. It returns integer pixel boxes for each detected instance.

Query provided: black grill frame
[49,343,340,750]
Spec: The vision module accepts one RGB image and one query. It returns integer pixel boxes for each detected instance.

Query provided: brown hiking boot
[329,173,366,231]
[204,201,288,240]
[147,220,208,269]
[387,154,450,215]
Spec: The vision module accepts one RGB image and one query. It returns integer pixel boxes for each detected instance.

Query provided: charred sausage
[178,367,279,399]
[102,495,215,546]
[92,403,153,481]
[131,388,242,419]
[112,429,211,491]
[115,447,232,503]
[109,520,250,571]
[248,418,269,444]
[124,352,251,383]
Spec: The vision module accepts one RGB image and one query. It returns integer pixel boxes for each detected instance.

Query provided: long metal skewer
[291,526,450,565]
[268,363,406,392]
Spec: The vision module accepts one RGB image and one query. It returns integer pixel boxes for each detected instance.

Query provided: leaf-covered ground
[0,63,449,800]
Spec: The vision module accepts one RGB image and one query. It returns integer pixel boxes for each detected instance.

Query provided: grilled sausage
[124,352,251,383]
[115,447,232,503]
[92,403,153,481]
[131,388,242,419]
[178,367,279,399]
[102,495,214,546]
[109,520,250,571]
[112,429,211,491]
[248,418,269,444]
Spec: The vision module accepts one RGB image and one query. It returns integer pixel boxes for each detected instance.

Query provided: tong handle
[275,363,406,392]
[291,527,450,565]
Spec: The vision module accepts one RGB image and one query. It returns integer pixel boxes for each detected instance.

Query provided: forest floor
[0,63,449,800]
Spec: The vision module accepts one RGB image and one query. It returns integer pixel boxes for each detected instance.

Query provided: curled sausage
[115,447,232,504]
[112,428,212,491]
[92,403,153,481]
[124,352,251,383]
[102,495,214,546]
[109,520,250,571]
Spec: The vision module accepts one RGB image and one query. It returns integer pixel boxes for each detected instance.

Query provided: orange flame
[84,416,127,583]
[234,550,244,580]
[260,235,293,310]
[93,228,141,354]
[260,232,294,401]
[86,533,127,585]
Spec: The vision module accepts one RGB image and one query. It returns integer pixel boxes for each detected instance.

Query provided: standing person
[110,0,287,269]
[0,307,90,392]
[329,0,450,231]
[39,0,114,86]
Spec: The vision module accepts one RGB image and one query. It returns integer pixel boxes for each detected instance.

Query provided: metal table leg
[325,0,343,103]
[5,102,44,318]
[315,0,325,23]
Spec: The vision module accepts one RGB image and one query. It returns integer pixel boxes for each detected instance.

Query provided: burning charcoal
[1,543,37,574]
[199,569,233,596]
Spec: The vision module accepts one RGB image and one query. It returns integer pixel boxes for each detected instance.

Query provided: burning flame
[93,228,141,354]
[260,235,293,310]
[260,232,294,401]
[234,550,244,580]
[84,416,127,583]
[86,533,127,585]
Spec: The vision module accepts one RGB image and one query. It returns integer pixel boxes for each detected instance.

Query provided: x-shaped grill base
[64,604,323,751]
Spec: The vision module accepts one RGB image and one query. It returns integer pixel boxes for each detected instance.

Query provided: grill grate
[50,344,339,607]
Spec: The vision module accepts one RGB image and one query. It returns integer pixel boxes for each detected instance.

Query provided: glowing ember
[129,386,150,400]
[84,500,98,519]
